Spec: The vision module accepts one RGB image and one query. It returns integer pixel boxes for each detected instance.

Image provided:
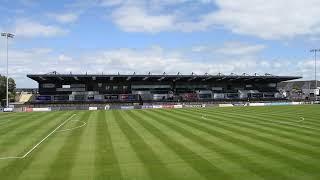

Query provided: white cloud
[210,0,320,39]
[191,42,265,57]
[81,47,257,75]
[12,19,67,38]
[111,6,175,33]
[0,48,55,87]
[48,13,79,23]
[106,0,320,39]
[58,54,73,61]
[214,42,266,55]
[191,46,208,52]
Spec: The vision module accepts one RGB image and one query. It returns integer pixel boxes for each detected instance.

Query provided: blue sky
[0,0,319,87]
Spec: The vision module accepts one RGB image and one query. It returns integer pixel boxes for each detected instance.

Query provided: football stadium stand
[18,93,33,103]
[26,72,301,104]
[13,88,37,104]
[278,80,320,100]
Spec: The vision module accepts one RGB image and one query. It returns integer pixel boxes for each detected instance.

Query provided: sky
[0,0,319,87]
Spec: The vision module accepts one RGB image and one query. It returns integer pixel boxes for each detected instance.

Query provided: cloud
[0,48,55,87]
[58,54,73,61]
[105,0,320,40]
[191,42,266,58]
[48,13,79,24]
[12,19,68,38]
[79,47,259,75]
[111,6,175,33]
[214,42,266,55]
[191,46,208,52]
[109,1,212,33]
[210,0,320,39]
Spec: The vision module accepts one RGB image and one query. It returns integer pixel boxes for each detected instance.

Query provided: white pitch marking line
[297,117,305,122]
[0,156,21,160]
[0,113,77,160]
[201,115,208,120]
[56,120,86,132]
[21,114,77,158]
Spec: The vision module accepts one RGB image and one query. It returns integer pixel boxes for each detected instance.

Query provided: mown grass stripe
[126,111,207,180]
[0,112,69,157]
[94,110,122,179]
[106,111,150,179]
[0,112,46,133]
[178,110,320,159]
[185,108,320,147]
[244,110,320,126]
[44,111,91,180]
[15,113,78,180]
[177,109,320,156]
[188,106,308,118]
[69,111,97,179]
[218,106,317,116]
[207,107,320,128]
[193,107,320,130]
[186,108,320,139]
[193,108,320,141]
[0,113,35,122]
[136,110,299,180]
[113,110,177,180]
[0,113,30,120]
[127,110,233,180]
[0,111,74,179]
[153,109,320,176]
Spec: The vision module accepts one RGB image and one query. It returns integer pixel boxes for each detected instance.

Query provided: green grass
[0,105,320,180]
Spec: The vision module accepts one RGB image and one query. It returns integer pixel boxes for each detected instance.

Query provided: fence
[1,101,317,112]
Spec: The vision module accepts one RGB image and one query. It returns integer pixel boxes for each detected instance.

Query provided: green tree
[0,75,16,105]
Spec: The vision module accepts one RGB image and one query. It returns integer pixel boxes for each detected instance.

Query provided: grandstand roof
[27,73,301,83]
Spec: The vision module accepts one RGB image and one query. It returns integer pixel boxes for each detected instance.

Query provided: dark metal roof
[27,73,302,83]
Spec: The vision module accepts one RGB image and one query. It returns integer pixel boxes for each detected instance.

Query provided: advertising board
[33,107,52,112]
[89,107,98,110]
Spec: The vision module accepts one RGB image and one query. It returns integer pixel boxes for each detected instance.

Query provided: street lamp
[310,49,320,101]
[1,32,14,107]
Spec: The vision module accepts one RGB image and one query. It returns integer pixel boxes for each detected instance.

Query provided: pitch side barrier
[4,101,316,112]
[220,101,307,108]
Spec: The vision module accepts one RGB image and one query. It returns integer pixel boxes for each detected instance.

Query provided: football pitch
[0,105,319,180]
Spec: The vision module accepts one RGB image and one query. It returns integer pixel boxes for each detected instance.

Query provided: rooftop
[27,72,301,83]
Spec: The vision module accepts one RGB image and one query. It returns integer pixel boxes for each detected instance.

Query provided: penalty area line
[56,119,87,132]
[0,113,77,160]
[201,115,208,120]
[297,117,305,122]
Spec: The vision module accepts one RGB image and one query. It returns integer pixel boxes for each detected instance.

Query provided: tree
[0,75,16,105]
